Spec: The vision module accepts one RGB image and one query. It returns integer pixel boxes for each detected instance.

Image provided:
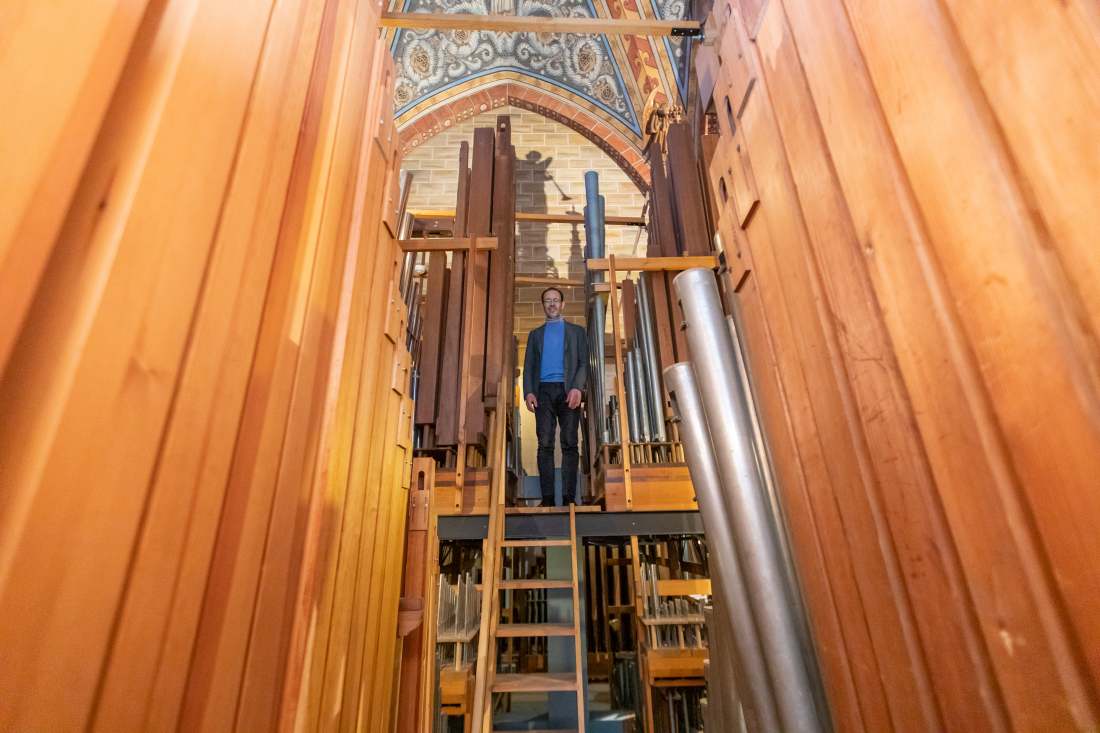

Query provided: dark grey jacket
[523,320,589,397]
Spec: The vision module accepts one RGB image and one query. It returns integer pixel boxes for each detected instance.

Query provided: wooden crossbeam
[380,12,701,36]
[515,276,585,286]
[410,210,647,226]
[517,212,647,226]
[587,255,717,271]
[398,236,497,252]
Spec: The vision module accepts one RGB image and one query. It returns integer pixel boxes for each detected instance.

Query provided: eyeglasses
[543,298,562,304]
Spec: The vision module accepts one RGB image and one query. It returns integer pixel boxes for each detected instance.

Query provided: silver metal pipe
[664,363,780,733]
[623,351,640,442]
[636,274,667,442]
[673,269,822,733]
[630,348,651,443]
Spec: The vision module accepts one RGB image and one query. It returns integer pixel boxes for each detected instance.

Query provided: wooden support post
[607,255,633,509]
[463,127,495,444]
[484,117,514,407]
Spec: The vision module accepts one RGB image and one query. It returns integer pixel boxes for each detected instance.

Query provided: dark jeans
[535,382,580,505]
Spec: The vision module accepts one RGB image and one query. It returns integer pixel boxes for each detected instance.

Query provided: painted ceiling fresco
[388,0,688,142]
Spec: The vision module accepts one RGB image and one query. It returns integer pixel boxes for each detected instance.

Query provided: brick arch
[398,82,651,191]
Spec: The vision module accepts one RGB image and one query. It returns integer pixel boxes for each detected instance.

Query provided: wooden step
[498,579,573,590]
[491,672,578,692]
[505,506,601,514]
[500,539,572,547]
[495,622,576,637]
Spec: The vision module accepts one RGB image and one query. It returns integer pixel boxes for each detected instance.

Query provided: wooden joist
[379,12,701,37]
[398,236,497,252]
[587,256,718,271]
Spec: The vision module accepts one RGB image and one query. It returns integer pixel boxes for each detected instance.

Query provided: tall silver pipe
[585,172,609,446]
[623,351,640,442]
[632,348,651,443]
[636,274,667,442]
[672,269,822,733]
[664,363,780,733]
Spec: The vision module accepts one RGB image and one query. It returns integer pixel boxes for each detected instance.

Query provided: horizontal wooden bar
[379,12,701,36]
[587,256,718,271]
[657,578,712,596]
[517,212,646,226]
[398,236,496,252]
[495,622,576,637]
[515,276,584,286]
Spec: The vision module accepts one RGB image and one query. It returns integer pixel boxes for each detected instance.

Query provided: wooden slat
[501,539,573,547]
[378,12,700,36]
[434,142,470,445]
[461,127,495,443]
[491,672,578,692]
[414,253,447,425]
[657,579,712,597]
[516,276,585,286]
[607,255,633,509]
[587,256,717,271]
[495,623,576,637]
[0,0,152,376]
[665,122,714,256]
[484,117,514,405]
[518,212,646,226]
[397,236,496,252]
[498,579,574,590]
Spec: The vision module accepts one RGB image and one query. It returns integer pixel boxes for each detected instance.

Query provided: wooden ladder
[486,504,586,733]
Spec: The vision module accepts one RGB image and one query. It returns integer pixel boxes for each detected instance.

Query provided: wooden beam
[516,276,585,286]
[517,212,647,226]
[398,236,496,252]
[414,210,647,226]
[379,12,701,36]
[587,256,717,271]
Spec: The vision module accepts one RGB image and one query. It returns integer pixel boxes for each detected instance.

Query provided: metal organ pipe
[664,363,780,733]
[636,273,667,442]
[584,172,608,446]
[672,268,823,733]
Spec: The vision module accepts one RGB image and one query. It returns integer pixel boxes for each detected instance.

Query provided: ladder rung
[501,539,572,547]
[492,672,578,692]
[495,622,576,637]
[498,579,573,590]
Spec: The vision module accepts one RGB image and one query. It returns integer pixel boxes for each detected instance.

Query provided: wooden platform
[599,464,697,512]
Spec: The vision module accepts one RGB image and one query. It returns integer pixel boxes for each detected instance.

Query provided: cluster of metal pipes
[436,572,481,639]
[663,269,825,733]
[622,273,667,446]
[583,171,666,454]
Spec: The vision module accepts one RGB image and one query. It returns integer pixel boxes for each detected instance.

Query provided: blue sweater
[540,319,565,383]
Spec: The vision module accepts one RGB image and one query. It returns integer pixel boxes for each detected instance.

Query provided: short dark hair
[540,286,564,304]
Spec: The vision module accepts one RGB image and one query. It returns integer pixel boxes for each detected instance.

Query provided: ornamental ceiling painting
[386,0,689,150]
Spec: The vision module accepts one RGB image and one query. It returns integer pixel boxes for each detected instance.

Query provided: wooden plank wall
[0,0,416,730]
[703,1,1100,730]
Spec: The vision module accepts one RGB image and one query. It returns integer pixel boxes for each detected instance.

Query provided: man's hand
[567,388,582,410]
[525,393,538,413]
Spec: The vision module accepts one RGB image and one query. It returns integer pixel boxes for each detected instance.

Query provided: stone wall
[401,107,646,474]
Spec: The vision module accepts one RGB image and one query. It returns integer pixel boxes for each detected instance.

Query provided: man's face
[542,290,563,319]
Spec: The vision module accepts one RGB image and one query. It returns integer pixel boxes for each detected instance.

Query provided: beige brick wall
[402,107,645,475]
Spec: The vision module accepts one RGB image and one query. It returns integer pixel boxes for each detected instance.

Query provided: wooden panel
[665,123,713,257]
[603,465,697,513]
[484,117,514,404]
[414,253,447,425]
[462,127,495,441]
[434,143,470,445]
[435,467,492,515]
[0,0,151,373]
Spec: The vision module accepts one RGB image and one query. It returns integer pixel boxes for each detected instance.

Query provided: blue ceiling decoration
[652,0,690,103]
[390,0,641,135]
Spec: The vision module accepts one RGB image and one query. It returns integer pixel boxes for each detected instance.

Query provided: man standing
[523,287,589,506]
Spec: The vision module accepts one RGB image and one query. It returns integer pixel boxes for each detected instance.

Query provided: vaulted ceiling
[386,0,692,177]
